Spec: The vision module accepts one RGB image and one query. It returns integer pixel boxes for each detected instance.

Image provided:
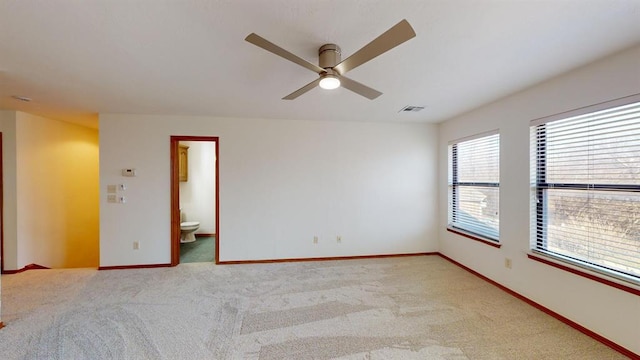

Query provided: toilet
[180,210,200,243]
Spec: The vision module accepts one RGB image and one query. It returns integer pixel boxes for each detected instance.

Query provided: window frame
[448,130,500,245]
[530,94,640,287]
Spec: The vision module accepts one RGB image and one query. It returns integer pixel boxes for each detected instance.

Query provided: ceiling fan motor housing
[319,44,341,70]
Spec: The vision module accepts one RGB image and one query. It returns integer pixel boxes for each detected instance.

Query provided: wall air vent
[399,105,425,112]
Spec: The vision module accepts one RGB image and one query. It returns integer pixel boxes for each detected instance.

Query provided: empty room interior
[0,1,639,359]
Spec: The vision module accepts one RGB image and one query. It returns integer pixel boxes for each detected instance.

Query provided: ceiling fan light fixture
[319,74,340,90]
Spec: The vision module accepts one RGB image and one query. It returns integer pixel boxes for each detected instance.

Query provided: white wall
[438,45,640,354]
[0,111,17,271]
[15,113,100,269]
[99,116,438,265]
[179,141,216,234]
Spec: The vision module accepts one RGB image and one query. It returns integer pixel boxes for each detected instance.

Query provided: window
[448,131,500,242]
[531,95,640,284]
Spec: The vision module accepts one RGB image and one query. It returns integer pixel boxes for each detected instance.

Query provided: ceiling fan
[245,19,416,100]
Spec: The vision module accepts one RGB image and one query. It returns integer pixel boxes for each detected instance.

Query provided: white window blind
[530,95,640,283]
[448,131,500,241]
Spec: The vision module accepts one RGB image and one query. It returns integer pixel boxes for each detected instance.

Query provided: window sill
[447,228,501,248]
[527,253,640,296]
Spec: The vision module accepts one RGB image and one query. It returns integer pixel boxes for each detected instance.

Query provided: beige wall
[0,111,18,271]
[0,110,19,325]
[14,112,99,269]
[438,45,640,354]
[99,115,438,266]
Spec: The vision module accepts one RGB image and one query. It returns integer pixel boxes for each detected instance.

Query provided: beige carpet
[0,256,626,359]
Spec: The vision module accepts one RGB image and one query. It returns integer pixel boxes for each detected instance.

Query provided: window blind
[449,131,500,241]
[530,96,640,283]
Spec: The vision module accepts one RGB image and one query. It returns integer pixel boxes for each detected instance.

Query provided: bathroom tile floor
[180,236,215,263]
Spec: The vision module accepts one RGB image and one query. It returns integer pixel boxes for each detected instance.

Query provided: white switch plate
[107,185,117,193]
[107,194,117,203]
[122,168,136,177]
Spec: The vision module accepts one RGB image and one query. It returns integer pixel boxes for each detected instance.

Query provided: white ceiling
[1,0,639,128]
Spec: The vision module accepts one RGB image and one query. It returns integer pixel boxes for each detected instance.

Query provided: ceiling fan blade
[282,78,322,100]
[337,75,382,100]
[245,33,326,74]
[333,19,416,75]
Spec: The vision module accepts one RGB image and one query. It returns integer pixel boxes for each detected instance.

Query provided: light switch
[107,194,117,203]
[107,185,117,193]
[119,184,127,191]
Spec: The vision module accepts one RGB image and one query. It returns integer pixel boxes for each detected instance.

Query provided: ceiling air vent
[11,95,32,102]
[399,105,424,113]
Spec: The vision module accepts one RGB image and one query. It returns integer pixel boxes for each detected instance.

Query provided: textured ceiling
[1,0,639,128]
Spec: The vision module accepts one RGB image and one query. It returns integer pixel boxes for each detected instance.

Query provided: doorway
[0,132,3,272]
[170,136,219,266]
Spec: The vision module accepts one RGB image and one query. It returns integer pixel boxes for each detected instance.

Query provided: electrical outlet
[107,194,117,203]
[337,236,342,243]
[505,258,512,269]
[133,241,140,250]
[313,236,318,244]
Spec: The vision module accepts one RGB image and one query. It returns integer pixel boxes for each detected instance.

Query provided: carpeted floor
[180,236,215,263]
[0,256,627,359]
